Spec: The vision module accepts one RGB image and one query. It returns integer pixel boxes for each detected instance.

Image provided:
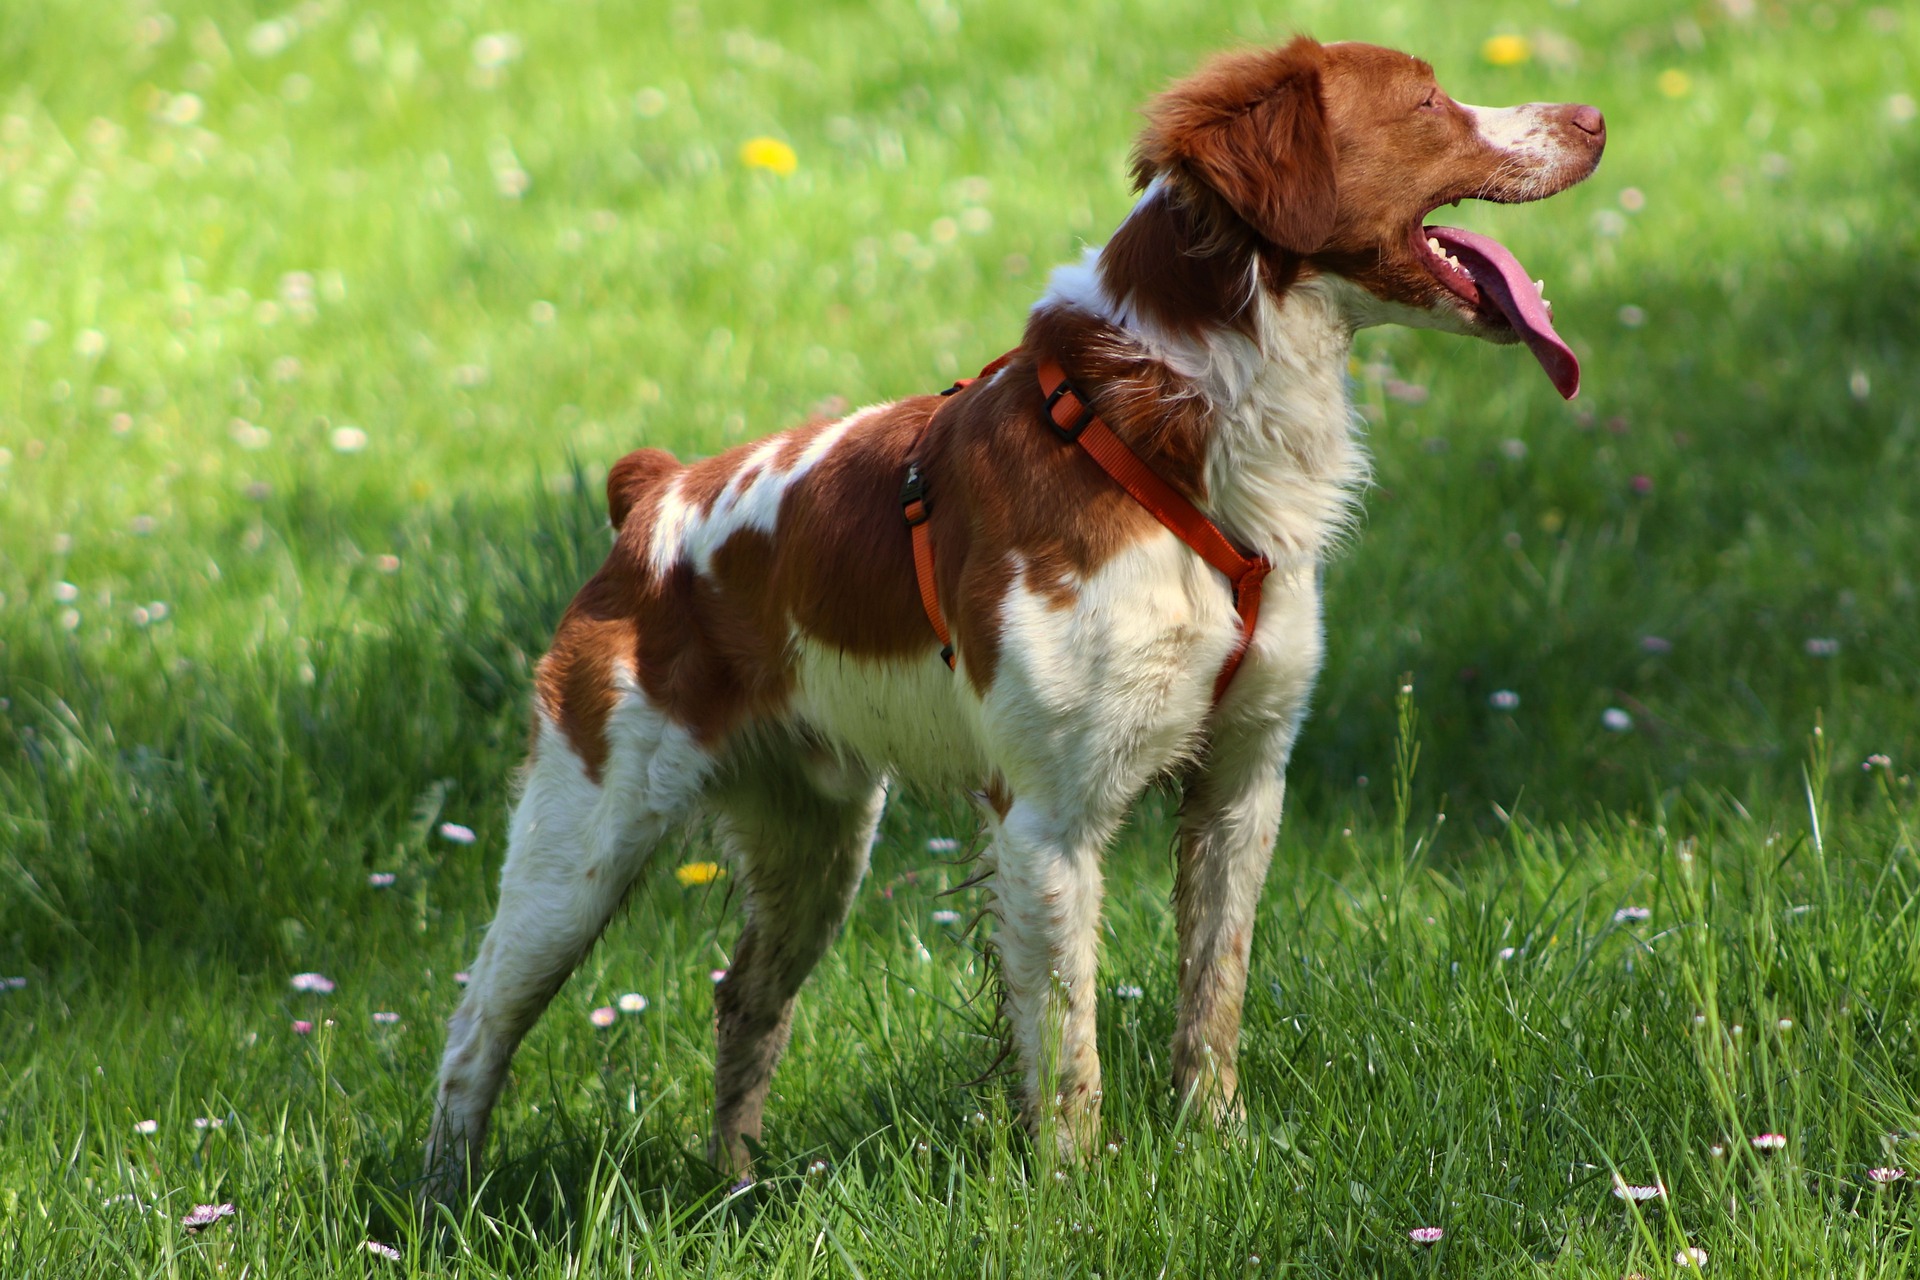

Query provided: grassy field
[3,0,1919,1274]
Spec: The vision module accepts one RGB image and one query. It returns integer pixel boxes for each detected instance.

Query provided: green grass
[2,0,1918,1274]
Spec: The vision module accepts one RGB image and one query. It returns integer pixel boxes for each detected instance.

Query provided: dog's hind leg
[423,697,710,1207]
[705,744,885,1178]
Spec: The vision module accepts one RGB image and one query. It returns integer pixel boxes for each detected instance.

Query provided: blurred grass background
[1,0,1917,1274]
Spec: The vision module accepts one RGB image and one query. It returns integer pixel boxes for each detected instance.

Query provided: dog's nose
[1570,105,1604,137]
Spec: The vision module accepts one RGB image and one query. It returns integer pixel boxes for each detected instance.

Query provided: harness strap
[1036,359,1270,703]
[899,461,953,669]
[902,352,1270,704]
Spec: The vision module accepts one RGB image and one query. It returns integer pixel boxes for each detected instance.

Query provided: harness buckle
[1044,378,1093,441]
[900,463,930,526]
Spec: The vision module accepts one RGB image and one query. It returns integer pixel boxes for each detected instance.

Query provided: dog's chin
[1339,277,1505,341]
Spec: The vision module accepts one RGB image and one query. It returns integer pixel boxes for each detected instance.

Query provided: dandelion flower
[1408,1226,1444,1245]
[290,972,335,994]
[181,1202,235,1231]
[365,1240,402,1261]
[133,1119,158,1135]
[1657,69,1692,98]
[438,822,477,844]
[1868,1167,1906,1184]
[1481,34,1531,66]
[1750,1132,1787,1152]
[617,992,648,1014]
[675,861,723,887]
[740,136,798,176]
[588,1005,617,1028]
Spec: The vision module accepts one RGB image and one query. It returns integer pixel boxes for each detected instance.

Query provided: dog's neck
[1035,181,1370,565]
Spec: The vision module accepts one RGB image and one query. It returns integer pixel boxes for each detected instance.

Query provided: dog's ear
[1133,36,1337,255]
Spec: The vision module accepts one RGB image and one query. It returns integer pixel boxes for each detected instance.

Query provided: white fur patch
[647,407,883,579]
[789,637,990,789]
[979,541,1232,819]
[1460,102,1556,165]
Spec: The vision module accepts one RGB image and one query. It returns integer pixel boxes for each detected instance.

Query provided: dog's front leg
[991,801,1107,1161]
[1170,725,1290,1127]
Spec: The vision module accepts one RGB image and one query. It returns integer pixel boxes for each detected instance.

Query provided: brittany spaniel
[424,34,1603,1198]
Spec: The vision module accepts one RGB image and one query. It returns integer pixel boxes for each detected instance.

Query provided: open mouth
[1413,222,1580,399]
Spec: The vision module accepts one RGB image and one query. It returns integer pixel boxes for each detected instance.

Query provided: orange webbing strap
[902,353,1019,671]
[900,462,953,669]
[1037,359,1271,703]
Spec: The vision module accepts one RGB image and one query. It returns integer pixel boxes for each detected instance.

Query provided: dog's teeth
[1427,237,1442,254]
[1533,279,1546,295]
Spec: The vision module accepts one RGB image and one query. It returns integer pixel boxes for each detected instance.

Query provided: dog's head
[1133,36,1604,397]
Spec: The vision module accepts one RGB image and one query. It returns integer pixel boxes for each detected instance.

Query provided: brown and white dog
[424,35,1602,1198]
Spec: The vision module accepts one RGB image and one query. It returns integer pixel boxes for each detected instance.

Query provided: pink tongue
[1426,225,1580,400]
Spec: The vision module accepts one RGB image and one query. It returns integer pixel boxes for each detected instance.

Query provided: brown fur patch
[1133,37,1337,255]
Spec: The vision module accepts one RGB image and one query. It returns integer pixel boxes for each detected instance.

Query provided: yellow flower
[739,136,797,176]
[675,861,724,888]
[1481,34,1532,67]
[1657,69,1691,99]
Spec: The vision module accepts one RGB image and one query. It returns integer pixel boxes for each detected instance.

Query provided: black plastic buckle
[900,463,929,524]
[1044,379,1092,441]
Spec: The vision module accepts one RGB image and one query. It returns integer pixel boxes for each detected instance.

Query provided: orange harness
[902,354,1271,705]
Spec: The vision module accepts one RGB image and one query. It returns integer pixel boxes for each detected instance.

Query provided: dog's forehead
[1319,41,1437,98]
